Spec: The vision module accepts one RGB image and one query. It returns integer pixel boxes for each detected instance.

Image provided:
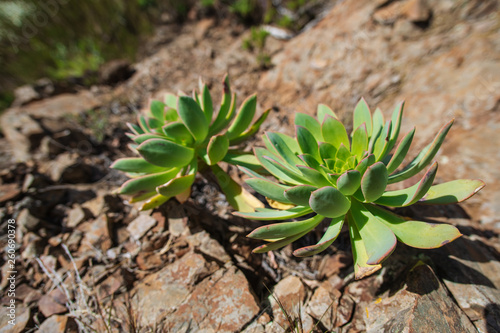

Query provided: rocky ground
[1,0,499,332]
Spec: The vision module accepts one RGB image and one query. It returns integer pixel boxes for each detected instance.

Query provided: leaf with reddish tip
[309,186,351,218]
[293,216,344,257]
[284,185,317,206]
[386,101,405,154]
[353,98,372,136]
[372,120,392,161]
[226,94,257,140]
[234,206,312,221]
[347,210,382,280]
[375,162,437,207]
[296,126,321,161]
[229,109,270,145]
[246,177,291,204]
[295,112,323,142]
[351,124,368,160]
[337,170,362,196]
[389,120,453,184]
[386,128,415,174]
[127,122,144,135]
[129,191,156,203]
[322,115,350,150]
[248,214,324,240]
[419,179,485,205]
[317,104,337,123]
[349,200,397,265]
[365,203,462,248]
[361,162,388,202]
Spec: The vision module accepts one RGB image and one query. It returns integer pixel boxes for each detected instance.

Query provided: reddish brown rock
[126,213,157,241]
[164,265,260,332]
[0,305,30,333]
[306,286,341,330]
[37,315,78,333]
[78,215,112,253]
[0,183,21,204]
[131,251,209,328]
[38,288,68,317]
[365,263,477,332]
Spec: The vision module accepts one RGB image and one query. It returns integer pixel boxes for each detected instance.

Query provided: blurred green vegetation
[0,0,326,112]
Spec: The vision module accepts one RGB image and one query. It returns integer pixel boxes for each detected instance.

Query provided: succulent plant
[111,75,268,211]
[235,99,485,279]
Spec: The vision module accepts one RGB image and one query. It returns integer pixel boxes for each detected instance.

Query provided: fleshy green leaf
[157,173,195,197]
[337,170,361,196]
[229,109,270,145]
[296,165,330,187]
[309,186,351,218]
[118,168,179,195]
[295,113,323,142]
[138,115,152,133]
[200,83,213,123]
[209,75,234,135]
[365,203,462,248]
[264,155,309,184]
[375,162,437,207]
[150,100,166,120]
[137,138,194,168]
[369,107,384,150]
[162,122,194,143]
[419,179,485,205]
[164,108,179,122]
[353,98,372,136]
[211,164,263,212]
[347,211,382,280]
[248,214,324,240]
[336,144,351,162]
[293,216,344,257]
[246,178,291,203]
[177,96,209,142]
[266,132,303,169]
[351,124,368,160]
[226,94,257,140]
[296,126,321,161]
[389,119,453,184]
[252,229,310,253]
[386,101,405,155]
[110,158,167,174]
[349,200,397,265]
[386,128,415,174]
[127,122,144,135]
[255,148,301,185]
[284,185,317,206]
[164,93,177,109]
[207,134,229,165]
[319,142,337,161]
[317,104,337,123]
[140,194,170,211]
[361,162,388,202]
[355,154,376,176]
[322,115,350,150]
[133,133,165,145]
[372,120,392,161]
[223,152,263,171]
[234,206,312,221]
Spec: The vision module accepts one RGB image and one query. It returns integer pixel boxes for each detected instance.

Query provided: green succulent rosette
[236,99,485,279]
[111,75,268,211]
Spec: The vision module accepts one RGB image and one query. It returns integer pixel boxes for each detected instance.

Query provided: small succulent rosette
[111,75,268,211]
[236,99,485,279]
